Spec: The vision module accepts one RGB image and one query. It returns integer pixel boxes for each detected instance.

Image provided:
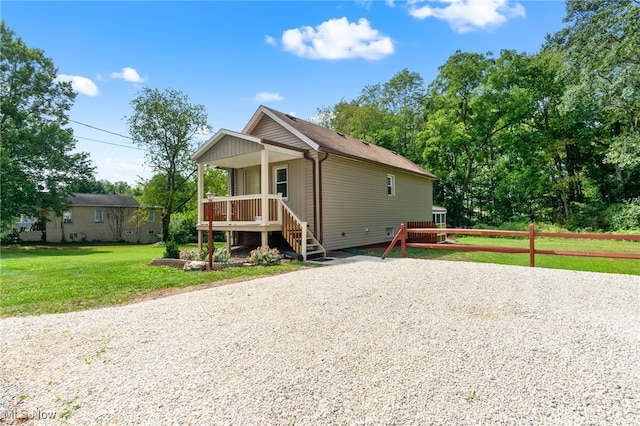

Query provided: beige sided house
[192,106,437,260]
[41,194,161,243]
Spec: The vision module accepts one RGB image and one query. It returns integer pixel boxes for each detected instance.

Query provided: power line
[69,119,134,141]
[76,135,144,150]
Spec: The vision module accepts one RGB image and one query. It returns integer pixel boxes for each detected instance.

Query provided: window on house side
[148,210,155,222]
[386,227,395,238]
[63,210,73,223]
[386,174,395,197]
[69,232,78,240]
[274,166,288,199]
[95,209,104,223]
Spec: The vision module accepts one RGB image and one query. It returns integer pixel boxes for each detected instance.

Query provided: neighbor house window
[69,232,78,240]
[94,209,104,223]
[124,230,133,236]
[148,210,155,222]
[63,210,73,223]
[274,166,288,199]
[386,174,395,196]
[148,230,155,235]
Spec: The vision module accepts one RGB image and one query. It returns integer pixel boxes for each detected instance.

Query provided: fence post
[400,223,406,258]
[529,223,535,267]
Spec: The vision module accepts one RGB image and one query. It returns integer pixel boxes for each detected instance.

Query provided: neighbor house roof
[254,106,436,179]
[68,194,142,208]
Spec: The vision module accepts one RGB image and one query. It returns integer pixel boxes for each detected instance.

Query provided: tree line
[316,0,639,231]
[2,1,638,238]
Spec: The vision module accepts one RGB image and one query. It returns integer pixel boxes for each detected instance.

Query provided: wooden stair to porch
[281,203,326,260]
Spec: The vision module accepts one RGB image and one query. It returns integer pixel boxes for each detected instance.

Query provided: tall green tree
[0,21,94,229]
[323,69,427,163]
[72,178,134,195]
[549,0,640,199]
[420,50,535,225]
[125,87,210,241]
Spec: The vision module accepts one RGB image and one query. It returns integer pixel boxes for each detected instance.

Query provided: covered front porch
[193,129,325,260]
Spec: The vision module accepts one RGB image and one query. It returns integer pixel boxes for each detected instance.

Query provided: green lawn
[0,243,305,318]
[369,236,640,276]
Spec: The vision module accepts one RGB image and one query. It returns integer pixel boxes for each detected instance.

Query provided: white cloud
[54,74,100,96]
[265,35,277,46]
[110,67,147,83]
[409,0,525,33]
[252,92,285,103]
[98,157,149,184]
[282,17,394,60]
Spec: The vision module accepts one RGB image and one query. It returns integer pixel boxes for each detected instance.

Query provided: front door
[245,166,260,195]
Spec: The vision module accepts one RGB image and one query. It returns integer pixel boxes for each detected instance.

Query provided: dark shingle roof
[68,194,142,207]
[262,106,436,178]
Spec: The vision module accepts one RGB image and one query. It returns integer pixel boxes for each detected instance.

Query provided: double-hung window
[63,210,73,223]
[386,174,395,197]
[274,166,288,199]
[95,209,104,223]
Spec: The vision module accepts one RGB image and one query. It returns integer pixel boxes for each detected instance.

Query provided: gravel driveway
[1,258,639,425]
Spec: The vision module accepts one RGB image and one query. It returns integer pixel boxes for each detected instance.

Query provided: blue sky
[4,0,567,185]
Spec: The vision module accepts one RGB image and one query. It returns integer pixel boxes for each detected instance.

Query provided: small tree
[126,88,210,241]
[105,207,126,241]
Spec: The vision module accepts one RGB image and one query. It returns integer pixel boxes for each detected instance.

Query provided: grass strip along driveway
[1,244,304,318]
[366,236,640,276]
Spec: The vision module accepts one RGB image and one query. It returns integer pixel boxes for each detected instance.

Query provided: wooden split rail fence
[381,223,640,267]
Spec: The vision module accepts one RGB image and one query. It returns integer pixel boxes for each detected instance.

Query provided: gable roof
[68,194,142,208]
[252,106,436,179]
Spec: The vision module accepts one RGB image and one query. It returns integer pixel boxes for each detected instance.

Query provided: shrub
[1,229,20,245]
[163,240,181,259]
[180,247,231,263]
[213,248,231,263]
[180,248,206,261]
[609,199,640,232]
[249,246,280,266]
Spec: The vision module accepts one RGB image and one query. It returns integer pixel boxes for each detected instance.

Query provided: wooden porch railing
[281,203,307,256]
[200,193,320,260]
[382,223,640,267]
[202,194,282,224]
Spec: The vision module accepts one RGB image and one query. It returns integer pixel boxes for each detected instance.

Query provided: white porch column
[261,148,269,247]
[197,163,204,249]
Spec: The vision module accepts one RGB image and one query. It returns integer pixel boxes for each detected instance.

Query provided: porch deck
[196,194,325,260]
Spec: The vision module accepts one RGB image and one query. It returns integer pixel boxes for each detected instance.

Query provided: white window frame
[273,165,288,200]
[69,232,79,240]
[94,209,104,223]
[63,210,73,223]
[386,174,395,197]
[386,227,395,238]
[148,210,155,223]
